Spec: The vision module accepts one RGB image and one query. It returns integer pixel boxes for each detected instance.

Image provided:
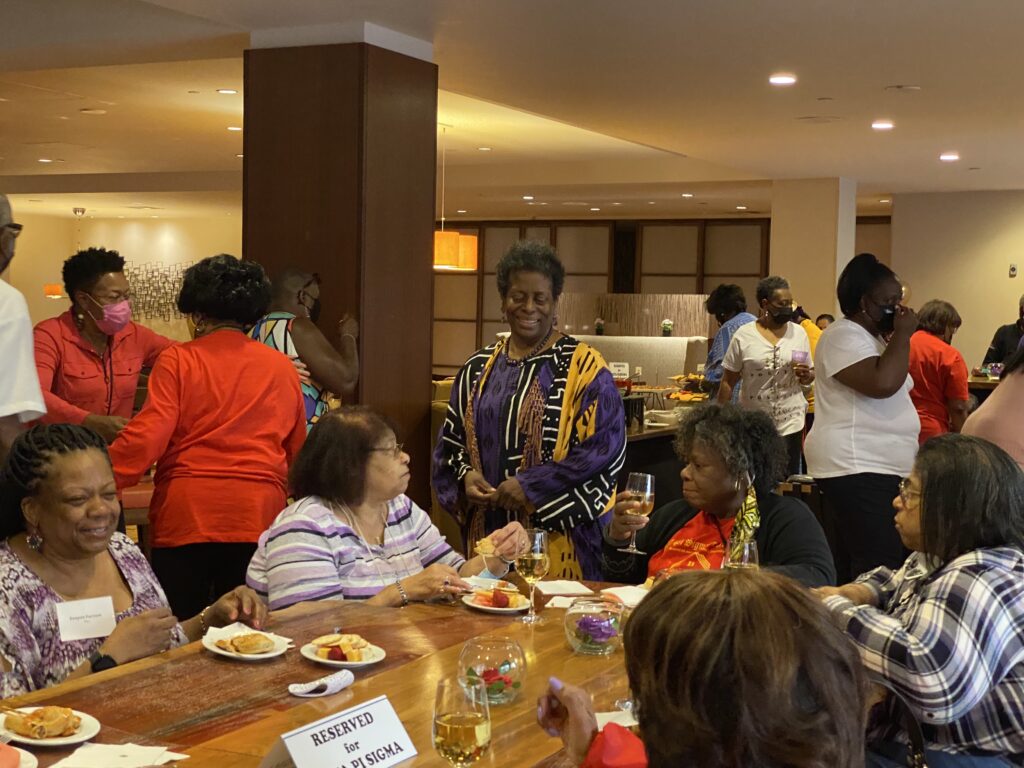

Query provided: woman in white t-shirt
[805,253,919,583]
[719,276,813,476]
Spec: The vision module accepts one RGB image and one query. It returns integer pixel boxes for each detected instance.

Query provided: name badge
[259,695,417,768]
[55,596,117,642]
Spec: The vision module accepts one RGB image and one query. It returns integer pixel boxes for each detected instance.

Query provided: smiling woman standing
[432,242,626,580]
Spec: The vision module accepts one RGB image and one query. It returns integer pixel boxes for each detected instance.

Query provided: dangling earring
[26,529,43,552]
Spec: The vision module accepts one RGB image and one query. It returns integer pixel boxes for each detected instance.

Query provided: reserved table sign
[259,695,417,768]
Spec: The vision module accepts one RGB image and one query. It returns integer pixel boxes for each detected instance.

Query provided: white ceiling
[3,0,1022,219]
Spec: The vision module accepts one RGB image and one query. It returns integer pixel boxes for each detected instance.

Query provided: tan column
[769,178,857,316]
[243,41,437,504]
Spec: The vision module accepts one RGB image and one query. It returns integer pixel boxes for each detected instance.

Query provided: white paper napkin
[534,581,593,596]
[601,585,649,608]
[203,622,294,647]
[595,710,639,731]
[51,743,189,767]
[288,670,356,698]
[545,596,577,609]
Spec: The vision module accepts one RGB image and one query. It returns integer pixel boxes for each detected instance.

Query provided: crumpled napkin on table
[50,743,189,767]
[288,669,355,698]
[203,622,294,648]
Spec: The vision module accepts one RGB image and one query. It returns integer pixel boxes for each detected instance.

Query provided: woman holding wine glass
[602,403,836,588]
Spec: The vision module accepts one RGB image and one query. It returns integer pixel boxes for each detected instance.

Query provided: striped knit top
[246,494,464,610]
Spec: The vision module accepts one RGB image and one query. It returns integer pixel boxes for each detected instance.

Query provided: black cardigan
[601,493,836,588]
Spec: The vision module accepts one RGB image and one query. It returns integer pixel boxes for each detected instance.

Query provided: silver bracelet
[395,579,409,607]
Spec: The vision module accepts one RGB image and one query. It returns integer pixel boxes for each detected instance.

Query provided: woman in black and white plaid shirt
[818,434,1024,767]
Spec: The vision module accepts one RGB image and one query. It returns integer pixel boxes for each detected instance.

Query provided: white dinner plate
[15,747,39,767]
[0,707,101,747]
[202,631,290,661]
[464,576,519,592]
[300,643,386,668]
[461,594,530,614]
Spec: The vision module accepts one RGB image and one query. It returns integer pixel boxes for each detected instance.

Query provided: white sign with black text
[258,695,417,768]
[55,596,117,642]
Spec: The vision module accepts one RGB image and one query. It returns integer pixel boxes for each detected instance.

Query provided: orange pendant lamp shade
[433,230,460,269]
[43,283,64,299]
[457,234,478,270]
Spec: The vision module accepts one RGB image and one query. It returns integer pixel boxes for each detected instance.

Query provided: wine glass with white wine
[722,539,759,570]
[618,472,654,555]
[517,529,549,625]
[433,677,491,767]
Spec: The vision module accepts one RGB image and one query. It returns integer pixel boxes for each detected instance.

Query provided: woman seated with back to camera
[603,403,835,588]
[536,569,867,768]
[247,406,528,610]
[818,434,1024,767]
[0,425,266,698]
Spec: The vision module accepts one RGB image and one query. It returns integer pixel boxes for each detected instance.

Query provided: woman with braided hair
[432,241,626,580]
[0,424,266,698]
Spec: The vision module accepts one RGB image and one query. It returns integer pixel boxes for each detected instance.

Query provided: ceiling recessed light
[647,201,656,205]
[58,115,70,120]
[735,205,748,211]
[871,120,894,131]
[477,147,492,152]
[80,108,107,115]
[456,209,467,214]
[37,158,52,163]
[217,89,238,95]
[227,126,242,132]
[769,73,797,86]
[885,84,921,93]
[590,207,601,211]
[236,153,244,158]
[150,215,159,219]
[879,198,891,204]
[117,215,124,219]
[939,152,960,162]
[681,193,694,198]
[611,202,622,206]
[522,195,534,201]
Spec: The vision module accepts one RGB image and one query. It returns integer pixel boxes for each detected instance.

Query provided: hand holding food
[478,521,527,562]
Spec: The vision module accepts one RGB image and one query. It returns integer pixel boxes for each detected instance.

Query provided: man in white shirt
[0,195,46,459]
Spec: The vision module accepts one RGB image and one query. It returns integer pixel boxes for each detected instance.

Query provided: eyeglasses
[2,223,22,239]
[370,443,404,459]
[898,477,921,506]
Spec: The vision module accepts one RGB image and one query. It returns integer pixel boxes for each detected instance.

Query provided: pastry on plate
[4,705,81,739]
[311,632,369,662]
[215,632,275,655]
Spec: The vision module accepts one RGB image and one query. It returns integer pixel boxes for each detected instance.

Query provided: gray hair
[756,276,790,304]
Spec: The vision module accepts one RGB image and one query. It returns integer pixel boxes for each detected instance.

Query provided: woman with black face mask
[805,253,919,583]
[718,276,814,475]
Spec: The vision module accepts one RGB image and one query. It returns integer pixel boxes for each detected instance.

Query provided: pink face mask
[87,295,132,335]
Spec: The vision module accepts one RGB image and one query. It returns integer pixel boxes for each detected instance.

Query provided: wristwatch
[88,650,118,673]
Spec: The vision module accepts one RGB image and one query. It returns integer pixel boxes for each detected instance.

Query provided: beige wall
[855,220,891,265]
[7,214,242,339]
[892,192,1024,368]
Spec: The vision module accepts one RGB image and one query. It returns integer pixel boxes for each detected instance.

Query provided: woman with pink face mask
[33,248,175,443]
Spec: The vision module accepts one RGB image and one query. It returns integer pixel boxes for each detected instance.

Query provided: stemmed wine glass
[433,677,491,767]
[618,472,654,555]
[722,539,759,570]
[516,529,549,625]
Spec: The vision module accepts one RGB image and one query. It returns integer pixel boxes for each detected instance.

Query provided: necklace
[504,327,556,366]
[336,501,392,586]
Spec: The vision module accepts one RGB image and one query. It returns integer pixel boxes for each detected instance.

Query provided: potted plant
[594,317,605,336]
[661,318,674,337]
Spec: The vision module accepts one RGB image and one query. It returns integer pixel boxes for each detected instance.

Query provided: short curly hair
[705,284,747,317]
[674,403,786,497]
[917,299,961,336]
[756,275,790,304]
[836,253,897,317]
[495,241,565,300]
[62,247,125,297]
[177,254,271,326]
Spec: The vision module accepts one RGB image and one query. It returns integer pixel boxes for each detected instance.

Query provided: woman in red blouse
[537,570,867,768]
[907,300,970,444]
[34,248,175,443]
[108,255,306,618]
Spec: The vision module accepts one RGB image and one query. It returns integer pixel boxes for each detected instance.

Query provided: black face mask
[766,306,795,324]
[870,302,897,334]
[307,297,322,324]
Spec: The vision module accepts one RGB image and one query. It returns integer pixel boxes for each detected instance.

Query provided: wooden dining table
[5,588,631,767]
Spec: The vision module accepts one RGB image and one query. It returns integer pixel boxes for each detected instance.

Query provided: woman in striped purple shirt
[247,407,527,611]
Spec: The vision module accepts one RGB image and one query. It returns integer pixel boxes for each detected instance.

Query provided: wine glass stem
[528,583,536,620]
[628,530,637,550]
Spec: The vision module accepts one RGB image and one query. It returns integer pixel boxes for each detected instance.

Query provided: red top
[108,330,306,548]
[33,311,175,424]
[582,724,647,768]
[646,511,735,578]
[908,330,969,444]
